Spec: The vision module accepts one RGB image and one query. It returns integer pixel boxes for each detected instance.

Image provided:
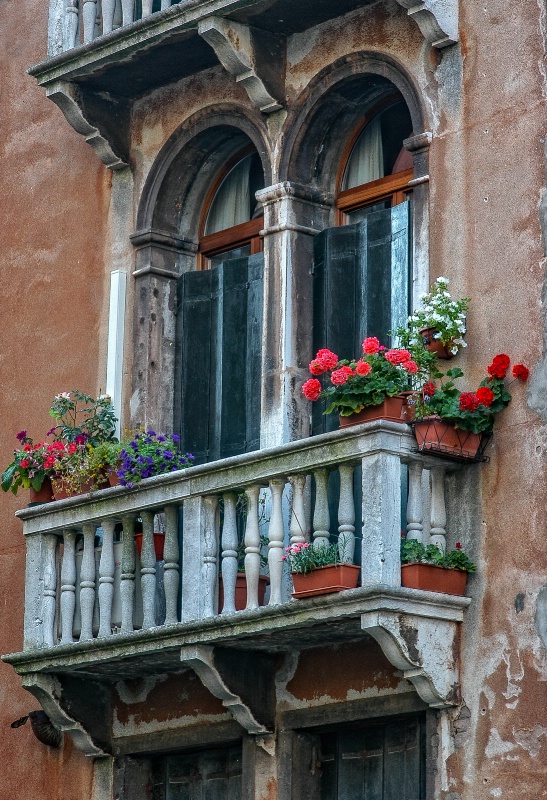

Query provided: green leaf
[1,464,16,492]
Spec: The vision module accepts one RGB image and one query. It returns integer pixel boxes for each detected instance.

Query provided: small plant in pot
[1,434,65,503]
[398,277,470,358]
[408,354,529,461]
[401,539,476,595]
[283,536,360,598]
[302,337,434,426]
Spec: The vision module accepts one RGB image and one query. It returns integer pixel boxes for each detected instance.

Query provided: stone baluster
[60,529,77,644]
[82,0,97,43]
[98,519,116,637]
[112,0,122,28]
[64,0,79,50]
[42,534,59,647]
[141,0,152,17]
[140,510,157,629]
[121,0,133,26]
[79,523,97,641]
[313,469,330,550]
[101,0,116,34]
[268,479,285,605]
[430,466,447,553]
[288,474,307,547]
[202,497,219,618]
[406,461,424,542]
[244,485,261,610]
[338,463,355,563]
[163,504,180,625]
[160,0,170,8]
[120,515,136,634]
[221,493,238,615]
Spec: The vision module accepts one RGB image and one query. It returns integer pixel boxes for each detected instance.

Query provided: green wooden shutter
[179,254,263,464]
[320,717,425,800]
[312,201,411,437]
[160,746,242,800]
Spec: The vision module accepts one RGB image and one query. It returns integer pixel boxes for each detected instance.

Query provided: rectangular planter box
[401,563,468,595]
[291,564,361,598]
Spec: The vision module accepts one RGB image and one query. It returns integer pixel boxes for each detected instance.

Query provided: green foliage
[401,539,476,573]
[284,535,353,574]
[49,390,118,445]
[404,277,470,354]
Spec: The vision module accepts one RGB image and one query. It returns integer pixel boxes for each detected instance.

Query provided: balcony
[29,0,459,169]
[5,420,471,754]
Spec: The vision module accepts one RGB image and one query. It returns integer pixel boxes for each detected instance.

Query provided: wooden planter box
[291,564,361,598]
[401,563,468,595]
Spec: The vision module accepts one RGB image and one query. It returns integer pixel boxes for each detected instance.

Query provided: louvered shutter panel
[312,201,411,437]
[179,254,263,464]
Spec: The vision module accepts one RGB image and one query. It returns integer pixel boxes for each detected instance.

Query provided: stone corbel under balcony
[394,0,458,49]
[361,593,466,708]
[180,645,276,734]
[45,80,130,170]
[197,17,285,113]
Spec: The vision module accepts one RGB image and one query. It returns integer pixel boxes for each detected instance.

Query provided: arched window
[179,145,265,462]
[336,99,413,223]
[199,149,264,269]
[312,95,414,435]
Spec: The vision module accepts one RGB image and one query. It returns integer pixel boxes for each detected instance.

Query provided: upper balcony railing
[18,420,460,653]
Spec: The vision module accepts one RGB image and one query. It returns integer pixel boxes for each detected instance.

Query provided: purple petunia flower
[16,430,27,442]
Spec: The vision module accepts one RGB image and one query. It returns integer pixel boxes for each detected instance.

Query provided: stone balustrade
[17,420,458,652]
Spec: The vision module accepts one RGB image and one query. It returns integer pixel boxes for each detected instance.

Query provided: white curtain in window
[205,155,252,234]
[342,117,384,190]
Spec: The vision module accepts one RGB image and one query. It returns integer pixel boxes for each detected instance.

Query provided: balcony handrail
[16,420,454,535]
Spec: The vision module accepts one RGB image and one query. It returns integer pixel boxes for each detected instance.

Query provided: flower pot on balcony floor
[339,395,408,428]
[419,327,454,359]
[134,532,165,561]
[29,477,54,506]
[401,563,468,595]
[218,573,269,612]
[291,564,361,598]
[412,417,490,462]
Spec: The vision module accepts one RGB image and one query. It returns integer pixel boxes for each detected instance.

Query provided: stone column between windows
[130,229,197,434]
[256,182,332,449]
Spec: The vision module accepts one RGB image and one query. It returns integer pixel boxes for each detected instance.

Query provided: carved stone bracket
[197,17,284,113]
[361,597,467,708]
[21,673,107,756]
[45,80,129,170]
[395,0,458,48]
[180,645,274,734]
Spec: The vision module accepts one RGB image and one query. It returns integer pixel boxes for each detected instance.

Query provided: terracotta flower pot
[339,395,408,427]
[29,477,54,506]
[134,532,165,561]
[401,563,468,595]
[218,573,269,612]
[107,470,120,487]
[419,327,454,359]
[412,417,485,461]
[51,478,95,501]
[291,563,361,598]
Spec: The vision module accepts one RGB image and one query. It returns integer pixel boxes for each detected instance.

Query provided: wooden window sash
[198,216,264,269]
[336,168,413,214]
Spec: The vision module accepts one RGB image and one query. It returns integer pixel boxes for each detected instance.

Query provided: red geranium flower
[309,359,325,375]
[315,348,338,370]
[475,386,495,407]
[302,378,322,401]
[331,366,354,385]
[459,392,479,411]
[487,353,510,379]
[423,382,435,396]
[402,360,418,374]
[384,349,411,365]
[512,363,529,381]
[19,459,29,469]
[356,361,372,376]
[362,336,380,355]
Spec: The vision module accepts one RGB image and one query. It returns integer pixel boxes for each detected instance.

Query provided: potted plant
[408,355,529,460]
[401,539,476,595]
[302,337,434,426]
[398,277,470,359]
[116,430,194,487]
[1,433,66,504]
[86,440,123,487]
[283,538,360,598]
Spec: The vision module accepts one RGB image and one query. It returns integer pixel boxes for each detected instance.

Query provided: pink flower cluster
[282,542,310,561]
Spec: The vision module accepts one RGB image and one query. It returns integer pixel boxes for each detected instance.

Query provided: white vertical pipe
[106,270,127,439]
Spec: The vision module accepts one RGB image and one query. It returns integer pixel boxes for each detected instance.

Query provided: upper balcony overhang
[28,0,458,168]
[4,421,471,755]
